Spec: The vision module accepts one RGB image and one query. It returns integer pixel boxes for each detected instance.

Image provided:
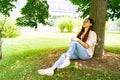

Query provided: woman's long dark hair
[77,18,94,42]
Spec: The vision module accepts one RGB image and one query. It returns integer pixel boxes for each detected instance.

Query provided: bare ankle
[66,56,70,60]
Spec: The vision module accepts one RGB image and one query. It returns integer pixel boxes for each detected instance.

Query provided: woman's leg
[67,41,90,60]
[38,41,90,76]
[52,41,80,68]
[55,41,90,69]
[52,53,67,69]
[37,52,76,76]
[66,41,80,59]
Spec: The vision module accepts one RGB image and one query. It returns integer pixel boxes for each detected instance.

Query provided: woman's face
[82,19,92,28]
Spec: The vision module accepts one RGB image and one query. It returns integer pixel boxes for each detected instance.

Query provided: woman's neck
[84,27,89,34]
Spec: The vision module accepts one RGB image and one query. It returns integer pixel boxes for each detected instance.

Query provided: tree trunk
[0,17,6,59]
[90,0,107,57]
[0,30,2,59]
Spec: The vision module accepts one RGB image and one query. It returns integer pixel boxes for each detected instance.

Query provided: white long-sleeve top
[86,30,97,57]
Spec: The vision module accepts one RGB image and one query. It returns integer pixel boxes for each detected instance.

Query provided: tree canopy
[0,0,49,58]
[16,0,49,29]
[0,0,17,16]
[70,0,120,20]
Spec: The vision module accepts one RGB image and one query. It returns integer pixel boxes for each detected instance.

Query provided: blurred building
[47,0,80,17]
[11,0,79,18]
[47,0,80,26]
[108,20,120,31]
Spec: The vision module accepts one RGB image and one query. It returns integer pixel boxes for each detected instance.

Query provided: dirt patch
[38,50,120,72]
[75,51,120,72]
[36,49,66,68]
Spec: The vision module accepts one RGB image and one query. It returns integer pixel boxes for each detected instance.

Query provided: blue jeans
[53,41,91,68]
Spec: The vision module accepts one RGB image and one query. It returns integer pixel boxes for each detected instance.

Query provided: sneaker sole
[38,70,53,76]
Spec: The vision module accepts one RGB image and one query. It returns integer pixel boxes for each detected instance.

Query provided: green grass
[0,31,120,80]
[105,31,120,54]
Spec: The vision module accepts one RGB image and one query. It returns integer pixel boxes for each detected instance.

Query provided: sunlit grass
[0,31,120,80]
[105,31,120,54]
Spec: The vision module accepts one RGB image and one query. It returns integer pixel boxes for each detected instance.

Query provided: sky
[10,0,78,18]
[10,0,27,18]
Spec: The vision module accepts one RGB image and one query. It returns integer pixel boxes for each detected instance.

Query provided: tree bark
[0,30,2,59]
[0,17,6,59]
[90,0,107,57]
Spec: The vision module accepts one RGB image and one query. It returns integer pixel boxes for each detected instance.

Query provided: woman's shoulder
[89,30,97,37]
[90,30,96,34]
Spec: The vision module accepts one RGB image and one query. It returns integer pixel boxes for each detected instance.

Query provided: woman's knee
[71,41,82,47]
[71,40,77,43]
[71,41,79,45]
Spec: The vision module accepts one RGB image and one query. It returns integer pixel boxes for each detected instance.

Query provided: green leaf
[69,0,120,20]
[16,0,49,29]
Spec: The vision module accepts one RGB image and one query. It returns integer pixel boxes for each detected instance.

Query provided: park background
[0,0,120,80]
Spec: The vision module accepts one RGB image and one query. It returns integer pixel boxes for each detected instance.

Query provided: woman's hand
[71,37,89,48]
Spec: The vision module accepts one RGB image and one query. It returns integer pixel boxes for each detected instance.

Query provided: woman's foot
[59,56,70,68]
[38,68,54,76]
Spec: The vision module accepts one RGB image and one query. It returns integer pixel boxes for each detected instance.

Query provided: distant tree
[0,0,17,16]
[16,0,49,30]
[0,0,17,59]
[0,0,49,59]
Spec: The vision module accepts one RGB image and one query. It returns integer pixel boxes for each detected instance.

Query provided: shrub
[56,17,65,32]
[56,17,74,32]
[58,21,66,32]
[2,23,20,38]
[66,20,74,32]
[0,14,20,38]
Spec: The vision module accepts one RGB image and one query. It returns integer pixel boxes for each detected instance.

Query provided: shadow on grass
[0,49,120,80]
[36,50,120,80]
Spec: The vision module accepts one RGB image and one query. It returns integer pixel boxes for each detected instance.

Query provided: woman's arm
[72,37,89,49]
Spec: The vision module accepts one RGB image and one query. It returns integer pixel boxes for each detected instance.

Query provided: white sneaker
[38,68,54,76]
[59,58,70,68]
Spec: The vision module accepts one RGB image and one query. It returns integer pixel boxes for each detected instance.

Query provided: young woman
[38,18,97,76]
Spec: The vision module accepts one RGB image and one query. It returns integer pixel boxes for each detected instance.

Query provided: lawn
[105,31,120,54]
[0,31,120,80]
